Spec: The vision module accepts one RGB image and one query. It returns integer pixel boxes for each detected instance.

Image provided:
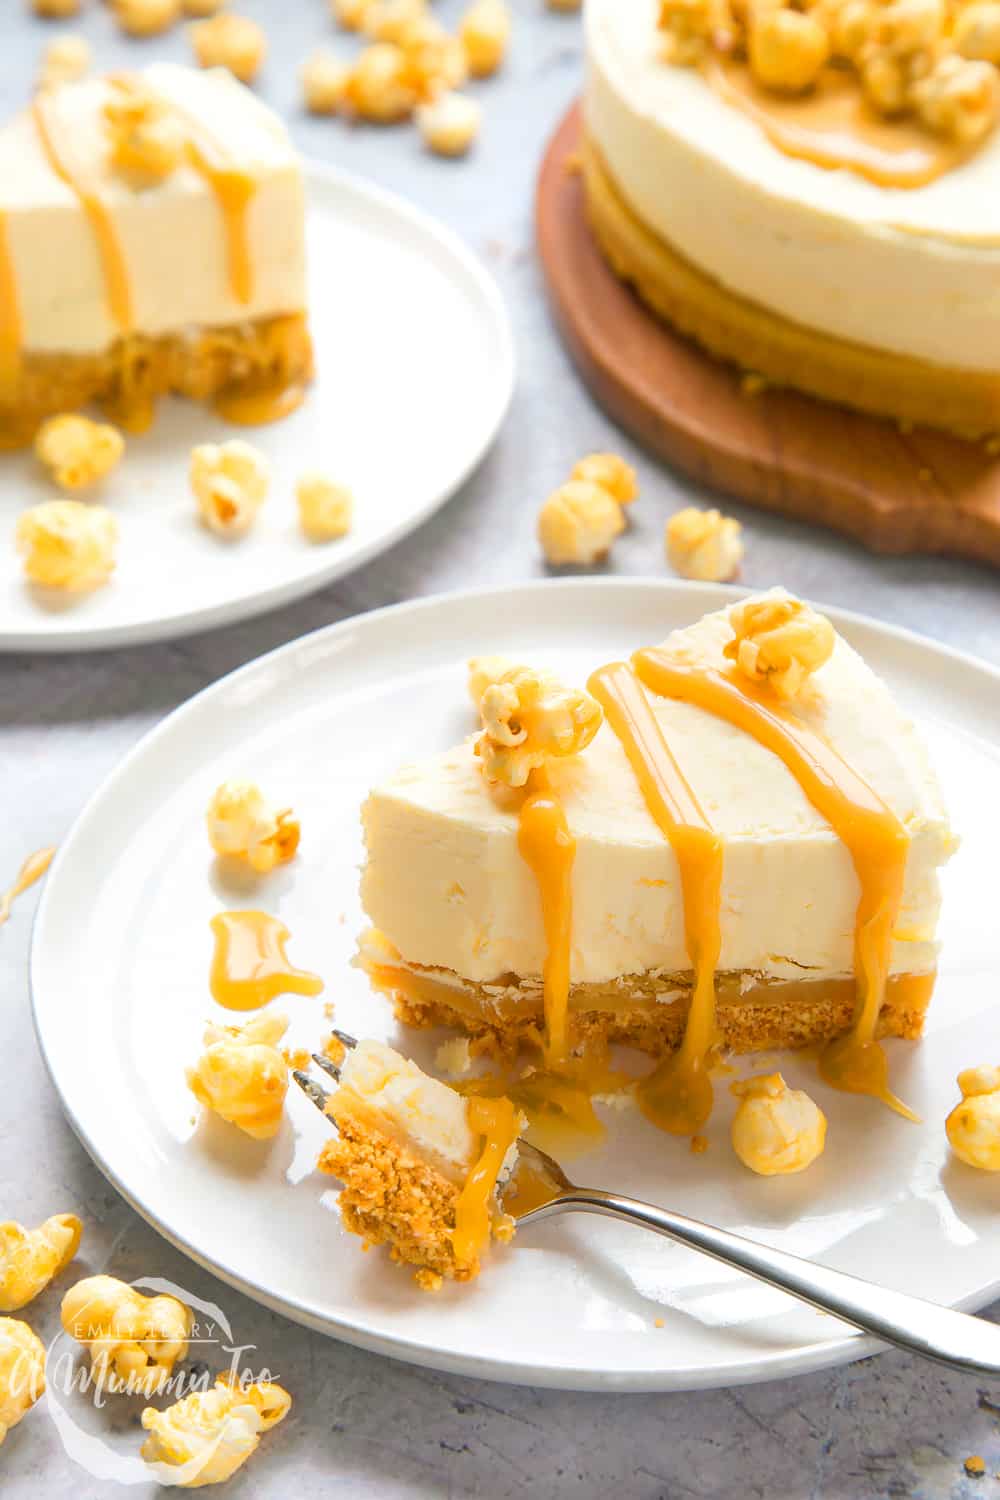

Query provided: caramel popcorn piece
[955,2,1000,64]
[912,53,999,141]
[301,50,351,114]
[571,452,638,506]
[665,506,744,582]
[364,0,428,42]
[401,18,469,96]
[205,779,300,872]
[538,480,626,565]
[37,33,90,91]
[345,42,418,120]
[190,440,269,537]
[32,0,79,16]
[723,591,835,699]
[946,1065,1000,1169]
[35,413,124,490]
[730,1073,827,1175]
[965,1456,988,1478]
[296,473,353,540]
[331,0,377,28]
[749,8,830,92]
[467,653,516,707]
[658,0,714,66]
[61,1276,192,1397]
[0,1213,82,1313]
[104,80,187,186]
[476,666,603,788]
[189,13,266,82]
[187,1013,290,1140]
[114,0,182,37]
[141,1375,291,1486]
[0,1320,45,1446]
[17,502,118,592]
[459,0,510,77]
[417,90,481,154]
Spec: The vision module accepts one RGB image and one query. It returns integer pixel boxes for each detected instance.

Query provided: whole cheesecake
[583,0,1000,436]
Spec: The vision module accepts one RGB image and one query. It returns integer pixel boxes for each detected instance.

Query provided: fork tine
[331,1028,358,1051]
[292,1069,331,1115]
[312,1051,341,1082]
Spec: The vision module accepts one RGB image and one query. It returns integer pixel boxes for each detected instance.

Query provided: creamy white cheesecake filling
[339,1040,478,1173]
[361,606,954,989]
[1,65,306,355]
[584,0,1000,373]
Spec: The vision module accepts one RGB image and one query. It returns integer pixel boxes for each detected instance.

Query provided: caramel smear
[633,648,915,1119]
[32,95,133,332]
[0,847,56,929]
[517,769,575,1069]
[706,57,972,189]
[450,1094,520,1267]
[590,662,723,1136]
[209,910,323,1011]
[213,382,307,427]
[460,1044,632,1157]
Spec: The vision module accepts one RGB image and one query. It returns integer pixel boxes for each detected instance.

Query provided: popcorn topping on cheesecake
[476,666,603,788]
[723,591,835,699]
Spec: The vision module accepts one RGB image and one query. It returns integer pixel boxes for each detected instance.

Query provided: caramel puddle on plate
[209,910,323,1011]
[0,846,56,928]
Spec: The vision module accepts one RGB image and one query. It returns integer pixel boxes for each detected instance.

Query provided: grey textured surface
[2,3,1000,1495]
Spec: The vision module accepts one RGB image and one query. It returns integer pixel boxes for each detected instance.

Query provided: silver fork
[294,1037,1000,1377]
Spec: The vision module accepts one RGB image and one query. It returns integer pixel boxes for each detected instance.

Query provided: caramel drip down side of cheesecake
[631,647,914,1117]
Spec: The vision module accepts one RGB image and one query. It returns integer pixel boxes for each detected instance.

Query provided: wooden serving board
[536,103,1000,567]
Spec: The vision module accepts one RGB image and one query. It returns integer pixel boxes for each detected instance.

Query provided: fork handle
[529,1188,1000,1376]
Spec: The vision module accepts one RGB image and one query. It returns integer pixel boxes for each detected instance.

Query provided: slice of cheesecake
[358,595,956,1117]
[0,64,312,442]
[318,1040,523,1283]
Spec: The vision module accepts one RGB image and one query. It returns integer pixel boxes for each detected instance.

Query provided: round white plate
[31,580,1000,1391]
[0,165,513,653]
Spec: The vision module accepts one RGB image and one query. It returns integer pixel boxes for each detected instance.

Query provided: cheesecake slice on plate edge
[0,63,312,444]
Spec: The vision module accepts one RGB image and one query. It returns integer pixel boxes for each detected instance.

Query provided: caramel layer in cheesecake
[0,311,312,444]
[360,943,934,1062]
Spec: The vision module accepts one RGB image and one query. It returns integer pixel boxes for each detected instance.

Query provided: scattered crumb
[414,1267,444,1292]
[435,1037,472,1077]
[324,1033,347,1067]
[323,1001,336,1020]
[964,1456,986,1477]
[654,1317,665,1329]
[283,1047,311,1071]
[493,1213,516,1244]
[740,372,767,398]
[690,1134,708,1154]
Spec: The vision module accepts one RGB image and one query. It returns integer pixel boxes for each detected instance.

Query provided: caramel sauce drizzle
[589,662,724,1136]
[633,648,915,1119]
[0,846,56,928]
[213,383,307,427]
[209,910,323,1011]
[184,140,256,307]
[705,56,973,188]
[0,213,22,396]
[32,94,133,332]
[516,769,575,1069]
[451,1094,520,1266]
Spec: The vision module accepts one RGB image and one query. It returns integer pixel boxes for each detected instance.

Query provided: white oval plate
[0,165,513,653]
[31,580,1000,1391]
